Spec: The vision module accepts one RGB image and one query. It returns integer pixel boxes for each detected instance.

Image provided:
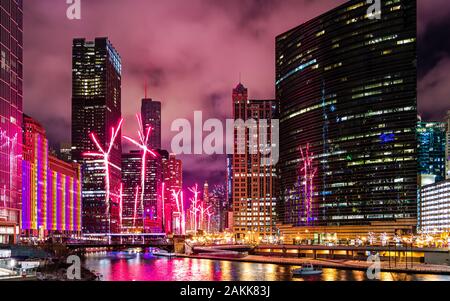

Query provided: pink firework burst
[84,118,124,216]
[299,143,317,225]
[123,114,158,233]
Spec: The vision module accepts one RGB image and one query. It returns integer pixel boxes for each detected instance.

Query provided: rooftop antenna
[239,72,242,84]
[144,78,148,99]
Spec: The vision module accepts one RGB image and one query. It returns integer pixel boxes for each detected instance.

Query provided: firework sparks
[171,189,186,235]
[118,183,123,232]
[188,184,201,232]
[123,114,158,233]
[84,118,124,217]
[299,143,317,225]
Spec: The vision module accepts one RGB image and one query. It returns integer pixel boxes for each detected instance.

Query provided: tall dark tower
[141,99,161,150]
[276,0,417,239]
[0,0,23,244]
[71,38,122,234]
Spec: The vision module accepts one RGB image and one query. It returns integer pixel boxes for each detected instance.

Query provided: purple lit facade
[22,115,82,238]
[122,150,163,233]
[0,0,23,244]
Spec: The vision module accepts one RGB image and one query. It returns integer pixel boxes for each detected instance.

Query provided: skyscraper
[0,0,23,244]
[209,184,226,233]
[276,0,417,241]
[445,110,450,180]
[419,180,450,234]
[121,152,141,233]
[417,120,446,187]
[121,151,163,234]
[141,98,161,150]
[224,154,233,232]
[232,83,278,241]
[160,152,182,234]
[200,181,210,231]
[71,38,122,234]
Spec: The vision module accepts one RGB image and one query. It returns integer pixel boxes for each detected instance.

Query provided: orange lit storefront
[0,209,20,244]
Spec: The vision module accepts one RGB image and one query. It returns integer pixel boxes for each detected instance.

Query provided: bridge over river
[66,233,177,253]
[189,244,255,257]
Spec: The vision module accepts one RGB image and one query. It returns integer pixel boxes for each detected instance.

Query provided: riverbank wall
[181,254,450,275]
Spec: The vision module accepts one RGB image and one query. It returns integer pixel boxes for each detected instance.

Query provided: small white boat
[292,263,323,276]
[152,250,177,258]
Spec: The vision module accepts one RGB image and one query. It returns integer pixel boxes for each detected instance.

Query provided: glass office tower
[0,0,23,244]
[71,38,122,234]
[277,0,417,231]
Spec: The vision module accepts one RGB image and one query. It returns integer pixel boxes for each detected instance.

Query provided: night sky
[23,0,449,188]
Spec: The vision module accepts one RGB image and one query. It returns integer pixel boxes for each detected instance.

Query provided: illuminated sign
[380,133,395,144]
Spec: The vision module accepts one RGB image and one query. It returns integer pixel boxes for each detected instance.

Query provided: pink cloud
[418,0,450,36]
[419,56,450,119]
[24,0,349,186]
[24,0,438,186]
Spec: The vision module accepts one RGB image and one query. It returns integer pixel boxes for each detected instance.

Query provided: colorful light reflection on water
[83,252,450,282]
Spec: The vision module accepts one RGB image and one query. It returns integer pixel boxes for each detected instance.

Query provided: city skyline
[2,0,450,285]
[22,0,447,188]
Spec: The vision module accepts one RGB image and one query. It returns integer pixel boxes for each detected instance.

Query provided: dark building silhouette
[71,38,122,234]
[141,98,161,150]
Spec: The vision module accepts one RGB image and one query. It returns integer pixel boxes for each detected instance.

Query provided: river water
[83,251,450,281]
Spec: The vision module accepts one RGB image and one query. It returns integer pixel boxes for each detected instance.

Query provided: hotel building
[232,83,278,240]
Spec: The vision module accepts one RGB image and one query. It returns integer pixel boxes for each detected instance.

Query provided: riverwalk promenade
[182,254,450,275]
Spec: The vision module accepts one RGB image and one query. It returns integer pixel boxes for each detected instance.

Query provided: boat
[151,249,177,258]
[292,263,323,276]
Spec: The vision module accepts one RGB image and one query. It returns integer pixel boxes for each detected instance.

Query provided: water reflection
[83,252,450,282]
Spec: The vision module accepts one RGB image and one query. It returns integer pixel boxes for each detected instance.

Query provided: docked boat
[292,263,323,276]
[151,249,177,258]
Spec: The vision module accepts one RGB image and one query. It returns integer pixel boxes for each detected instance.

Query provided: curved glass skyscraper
[277,0,417,232]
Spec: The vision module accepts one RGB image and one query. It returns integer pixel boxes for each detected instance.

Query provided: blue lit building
[417,121,446,187]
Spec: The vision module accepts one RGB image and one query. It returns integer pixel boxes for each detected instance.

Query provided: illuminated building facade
[121,150,163,233]
[232,83,278,240]
[71,38,122,234]
[276,0,418,236]
[0,0,23,244]
[445,110,450,180]
[417,120,446,187]
[209,184,226,233]
[160,152,182,234]
[141,98,161,150]
[420,180,450,234]
[224,154,233,231]
[22,115,82,238]
[121,152,141,233]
